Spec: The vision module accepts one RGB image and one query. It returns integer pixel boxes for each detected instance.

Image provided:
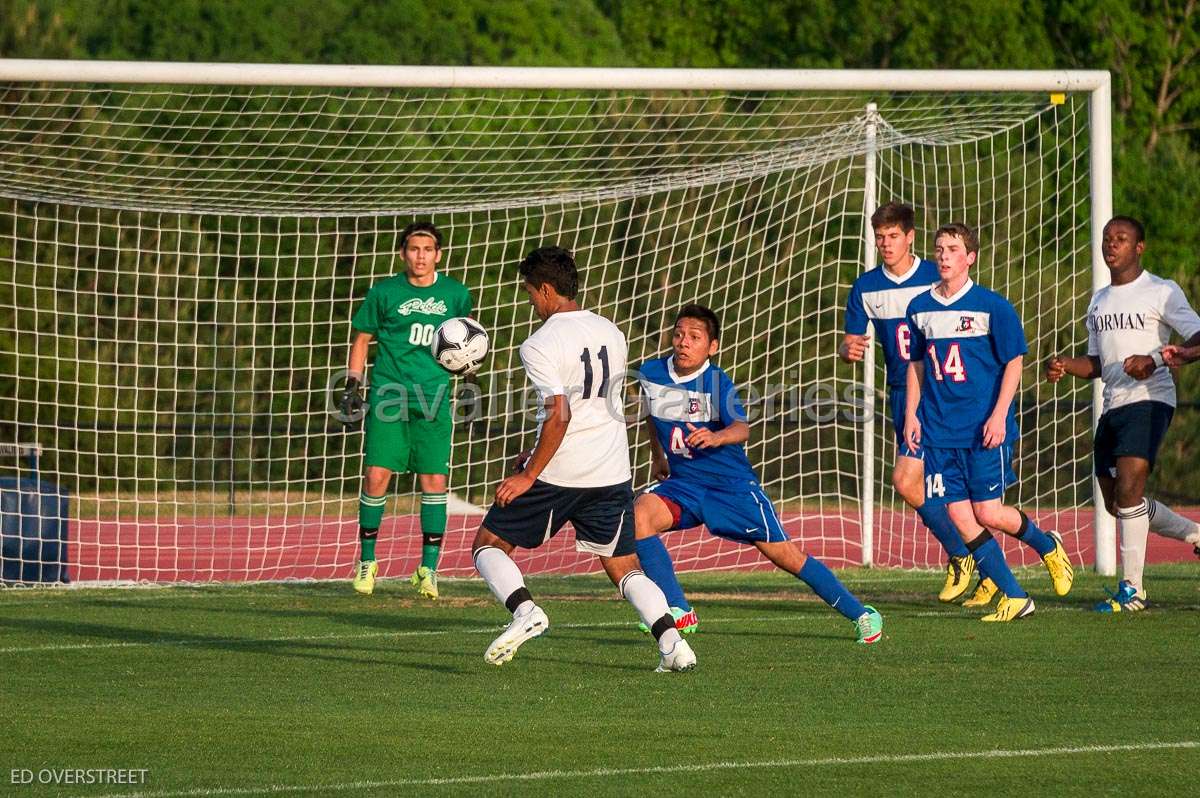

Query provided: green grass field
[3,564,1198,797]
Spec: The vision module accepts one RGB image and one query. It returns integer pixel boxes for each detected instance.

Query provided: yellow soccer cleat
[981,594,1036,622]
[411,565,439,600]
[938,554,976,603]
[1041,531,1074,596]
[353,559,378,595]
[961,576,998,608]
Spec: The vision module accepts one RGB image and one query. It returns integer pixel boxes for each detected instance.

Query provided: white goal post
[0,60,1115,584]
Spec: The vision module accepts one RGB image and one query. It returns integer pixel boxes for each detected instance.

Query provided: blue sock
[634,536,690,611]
[916,502,969,558]
[967,533,1027,598]
[1015,510,1056,557]
[797,556,867,621]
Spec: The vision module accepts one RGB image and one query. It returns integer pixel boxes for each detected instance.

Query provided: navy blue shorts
[644,478,788,544]
[923,444,1017,504]
[1094,400,1174,477]
[888,386,922,459]
[482,479,635,557]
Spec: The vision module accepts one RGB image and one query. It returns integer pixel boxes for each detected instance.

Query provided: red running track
[67,508,1200,584]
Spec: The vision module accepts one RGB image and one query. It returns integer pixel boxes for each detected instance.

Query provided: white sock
[473,546,533,615]
[619,570,682,653]
[1147,499,1200,544]
[1117,501,1150,596]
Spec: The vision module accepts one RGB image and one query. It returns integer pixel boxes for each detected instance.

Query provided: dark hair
[519,246,578,299]
[675,303,720,341]
[870,202,915,233]
[400,221,443,250]
[934,222,980,256]
[1106,215,1145,243]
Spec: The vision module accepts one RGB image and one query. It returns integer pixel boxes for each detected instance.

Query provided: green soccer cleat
[1041,530,1074,596]
[352,559,378,595]
[637,606,698,635]
[962,576,998,608]
[938,554,976,603]
[854,605,883,645]
[411,565,439,600]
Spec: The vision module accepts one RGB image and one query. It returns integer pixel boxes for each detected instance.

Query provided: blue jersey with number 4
[905,280,1028,448]
[637,356,757,485]
[843,257,940,387]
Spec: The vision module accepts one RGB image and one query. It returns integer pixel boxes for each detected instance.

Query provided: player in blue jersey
[632,304,883,645]
[904,223,1074,621]
[839,202,977,602]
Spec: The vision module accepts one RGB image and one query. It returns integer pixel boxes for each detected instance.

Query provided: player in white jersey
[1045,216,1200,610]
[470,246,696,671]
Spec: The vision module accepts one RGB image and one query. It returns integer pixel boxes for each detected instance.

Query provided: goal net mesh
[0,80,1096,584]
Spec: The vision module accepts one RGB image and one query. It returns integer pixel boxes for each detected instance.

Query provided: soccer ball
[431,317,489,375]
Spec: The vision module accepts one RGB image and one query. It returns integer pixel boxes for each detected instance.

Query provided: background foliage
[0,0,1195,502]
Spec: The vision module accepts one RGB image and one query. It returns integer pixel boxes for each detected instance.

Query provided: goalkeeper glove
[339,376,364,427]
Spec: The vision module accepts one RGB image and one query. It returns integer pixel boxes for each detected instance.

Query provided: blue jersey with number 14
[637,356,757,485]
[905,280,1028,449]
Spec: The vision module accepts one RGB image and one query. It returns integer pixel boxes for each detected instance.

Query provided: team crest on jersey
[396,298,448,316]
[956,315,976,332]
[688,398,701,415]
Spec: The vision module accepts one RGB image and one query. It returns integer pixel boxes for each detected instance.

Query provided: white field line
[0,614,815,654]
[81,741,1200,798]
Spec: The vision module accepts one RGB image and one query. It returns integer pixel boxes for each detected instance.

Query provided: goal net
[0,65,1106,585]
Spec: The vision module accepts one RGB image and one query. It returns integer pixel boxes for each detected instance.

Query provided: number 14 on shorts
[925,472,945,500]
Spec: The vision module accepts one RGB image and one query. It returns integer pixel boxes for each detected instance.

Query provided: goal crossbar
[0,59,1110,92]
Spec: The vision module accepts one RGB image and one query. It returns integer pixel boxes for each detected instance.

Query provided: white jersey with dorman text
[1087,270,1200,410]
[518,309,632,487]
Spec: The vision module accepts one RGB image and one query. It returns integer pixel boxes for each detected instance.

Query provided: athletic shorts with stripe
[645,477,789,544]
[481,479,636,557]
[923,444,1017,504]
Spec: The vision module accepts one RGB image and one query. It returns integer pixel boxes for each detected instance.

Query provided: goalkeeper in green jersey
[340,222,473,598]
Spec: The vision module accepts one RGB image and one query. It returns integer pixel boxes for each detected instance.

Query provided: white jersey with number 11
[518,309,631,488]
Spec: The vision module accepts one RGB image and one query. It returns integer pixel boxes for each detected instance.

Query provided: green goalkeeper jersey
[351,272,473,408]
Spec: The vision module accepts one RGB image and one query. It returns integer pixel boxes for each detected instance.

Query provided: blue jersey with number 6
[843,257,940,387]
[637,356,757,485]
[905,280,1028,448]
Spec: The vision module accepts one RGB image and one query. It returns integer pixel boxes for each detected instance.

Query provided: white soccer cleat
[484,605,549,666]
[655,638,697,673]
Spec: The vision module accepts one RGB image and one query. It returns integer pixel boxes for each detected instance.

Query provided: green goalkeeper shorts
[362,404,453,475]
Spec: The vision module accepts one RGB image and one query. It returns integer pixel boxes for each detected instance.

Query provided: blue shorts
[645,478,788,544]
[888,387,922,459]
[923,444,1017,504]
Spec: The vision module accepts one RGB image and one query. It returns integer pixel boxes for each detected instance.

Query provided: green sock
[420,491,448,571]
[421,539,442,571]
[359,491,386,561]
